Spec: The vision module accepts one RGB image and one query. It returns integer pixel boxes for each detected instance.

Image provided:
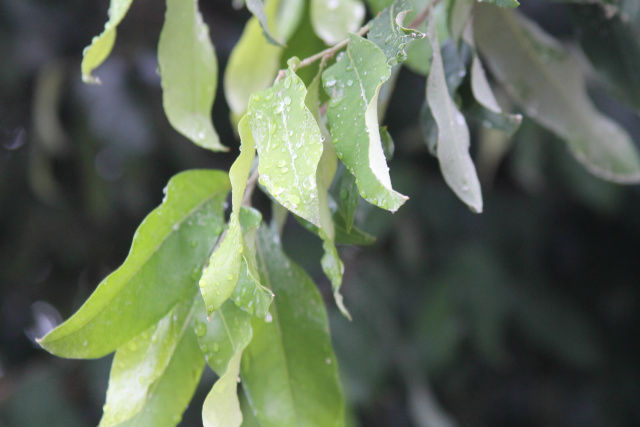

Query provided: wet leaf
[195,298,252,375]
[241,226,345,427]
[367,0,425,67]
[81,0,133,84]
[99,297,203,427]
[249,61,323,225]
[426,15,483,212]
[158,0,225,151]
[475,6,640,183]
[311,0,365,45]
[323,34,408,212]
[333,166,359,232]
[38,171,230,358]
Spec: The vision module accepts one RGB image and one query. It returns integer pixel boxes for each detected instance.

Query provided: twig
[408,0,441,29]
[294,24,371,71]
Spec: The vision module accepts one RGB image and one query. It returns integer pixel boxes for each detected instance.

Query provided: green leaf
[296,210,377,246]
[571,5,640,114]
[246,0,285,46]
[195,297,253,375]
[448,0,473,45]
[475,6,640,183]
[323,34,408,212]
[333,166,359,232]
[99,297,203,427]
[248,61,324,226]
[482,0,519,8]
[380,125,395,160]
[311,0,365,45]
[367,0,425,67]
[242,226,345,427]
[224,0,283,119]
[202,351,243,427]
[232,117,257,216]
[38,170,230,358]
[158,0,225,151]
[81,0,133,84]
[463,20,522,136]
[426,15,483,212]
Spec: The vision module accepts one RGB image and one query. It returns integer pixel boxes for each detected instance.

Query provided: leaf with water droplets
[311,0,365,45]
[80,0,133,84]
[38,170,230,358]
[158,0,225,151]
[202,350,243,427]
[248,61,323,225]
[195,297,253,375]
[323,34,408,212]
[426,14,483,212]
[462,20,522,136]
[331,166,359,232]
[99,297,203,427]
[367,0,425,67]
[241,226,345,427]
[475,6,640,183]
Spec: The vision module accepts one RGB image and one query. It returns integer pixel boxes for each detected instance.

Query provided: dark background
[1,0,640,426]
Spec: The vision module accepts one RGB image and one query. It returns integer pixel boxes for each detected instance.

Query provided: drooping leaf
[248,61,324,225]
[158,0,225,151]
[231,117,257,216]
[296,211,377,246]
[38,170,230,358]
[332,166,359,232]
[475,5,640,183]
[99,297,203,427]
[311,0,365,45]
[462,20,522,136]
[81,0,133,84]
[202,351,243,427]
[323,34,408,212]
[194,297,253,375]
[224,0,283,120]
[426,15,483,212]
[419,102,438,155]
[242,226,345,427]
[246,0,285,46]
[571,5,640,114]
[367,0,425,66]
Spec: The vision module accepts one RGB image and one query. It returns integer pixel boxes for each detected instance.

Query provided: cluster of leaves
[37,0,640,426]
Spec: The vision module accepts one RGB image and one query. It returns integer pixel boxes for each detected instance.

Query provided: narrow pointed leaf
[203,351,243,427]
[232,117,257,215]
[323,34,408,212]
[242,226,345,427]
[367,0,425,66]
[332,167,359,232]
[158,0,224,151]
[571,5,640,114]
[81,0,133,84]
[195,298,253,375]
[475,6,640,183]
[246,0,285,46]
[99,298,202,427]
[248,62,323,225]
[311,0,365,45]
[38,170,230,358]
[426,15,483,212]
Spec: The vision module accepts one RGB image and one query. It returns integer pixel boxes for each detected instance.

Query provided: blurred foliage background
[1,0,640,426]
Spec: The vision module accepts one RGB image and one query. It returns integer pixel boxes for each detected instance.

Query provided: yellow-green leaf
[311,0,365,45]
[202,350,243,427]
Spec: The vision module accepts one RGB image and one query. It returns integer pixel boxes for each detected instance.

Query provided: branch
[294,24,371,71]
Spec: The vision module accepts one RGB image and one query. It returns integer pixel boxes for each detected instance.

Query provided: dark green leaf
[241,226,345,427]
[475,5,640,183]
[158,0,225,151]
[38,170,230,358]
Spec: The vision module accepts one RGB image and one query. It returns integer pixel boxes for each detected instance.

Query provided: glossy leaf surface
[246,0,284,46]
[158,0,224,151]
[311,0,365,45]
[426,15,483,212]
[38,170,230,358]
[81,0,133,84]
[99,298,202,427]
[202,351,243,427]
[367,0,424,66]
[323,34,408,212]
[249,63,323,225]
[242,226,345,427]
[475,6,640,183]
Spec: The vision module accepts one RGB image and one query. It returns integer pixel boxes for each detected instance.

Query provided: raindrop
[277,160,287,168]
[213,343,220,352]
[190,240,198,248]
[195,321,207,337]
[283,96,292,105]
[265,312,273,323]
[325,78,337,87]
[346,80,353,87]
